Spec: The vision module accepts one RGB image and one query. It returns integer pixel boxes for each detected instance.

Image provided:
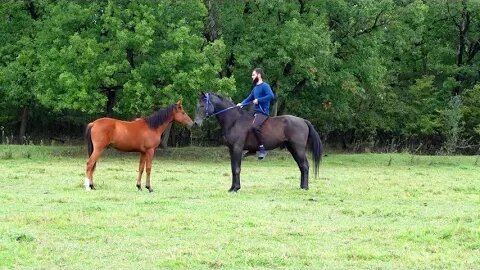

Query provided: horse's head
[172,100,193,128]
[193,92,212,127]
[194,92,238,127]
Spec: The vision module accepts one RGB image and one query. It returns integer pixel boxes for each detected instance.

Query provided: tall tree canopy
[1,0,479,152]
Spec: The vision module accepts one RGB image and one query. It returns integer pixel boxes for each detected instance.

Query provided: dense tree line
[1,0,479,153]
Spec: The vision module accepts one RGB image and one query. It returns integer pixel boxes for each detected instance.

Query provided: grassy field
[0,145,479,269]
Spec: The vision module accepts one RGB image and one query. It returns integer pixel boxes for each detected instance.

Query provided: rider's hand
[236,103,243,108]
[253,99,258,105]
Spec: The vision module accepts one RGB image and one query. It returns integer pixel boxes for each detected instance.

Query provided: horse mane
[210,93,251,117]
[144,104,175,129]
[213,94,234,105]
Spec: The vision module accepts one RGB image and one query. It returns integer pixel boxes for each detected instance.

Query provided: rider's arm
[256,84,274,103]
[240,90,255,105]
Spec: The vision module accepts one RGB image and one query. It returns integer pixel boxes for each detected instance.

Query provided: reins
[204,93,251,119]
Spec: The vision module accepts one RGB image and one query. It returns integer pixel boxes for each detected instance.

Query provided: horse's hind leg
[137,153,146,191]
[144,148,155,192]
[286,143,310,190]
[85,147,105,191]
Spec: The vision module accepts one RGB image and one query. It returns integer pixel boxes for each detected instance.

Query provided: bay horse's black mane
[209,93,252,117]
[144,104,175,129]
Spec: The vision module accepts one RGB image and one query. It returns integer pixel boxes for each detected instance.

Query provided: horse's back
[91,117,145,129]
[241,115,308,149]
[89,117,144,138]
[89,117,152,151]
[90,118,117,131]
[270,114,304,121]
[268,115,307,129]
[266,115,309,143]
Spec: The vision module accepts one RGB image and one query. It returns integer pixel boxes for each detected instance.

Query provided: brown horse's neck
[154,114,174,135]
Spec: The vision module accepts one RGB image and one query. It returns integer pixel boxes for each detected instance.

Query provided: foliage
[461,84,480,141]
[443,95,464,154]
[1,0,480,152]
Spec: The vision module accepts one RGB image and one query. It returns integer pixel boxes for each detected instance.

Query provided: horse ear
[176,100,183,108]
[199,91,206,98]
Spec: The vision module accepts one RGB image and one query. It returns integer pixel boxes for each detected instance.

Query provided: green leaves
[27,1,229,117]
[1,0,479,150]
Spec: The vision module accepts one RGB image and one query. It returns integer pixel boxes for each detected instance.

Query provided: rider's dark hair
[253,68,264,78]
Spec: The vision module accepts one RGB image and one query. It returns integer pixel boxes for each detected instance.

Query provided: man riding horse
[236,68,275,160]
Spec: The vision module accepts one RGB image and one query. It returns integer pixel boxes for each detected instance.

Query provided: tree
[34,0,234,117]
[0,0,47,143]
[206,1,334,124]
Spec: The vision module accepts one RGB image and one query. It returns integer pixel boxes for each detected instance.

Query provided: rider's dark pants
[252,113,268,147]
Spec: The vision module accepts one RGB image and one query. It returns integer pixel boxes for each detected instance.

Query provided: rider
[236,68,275,160]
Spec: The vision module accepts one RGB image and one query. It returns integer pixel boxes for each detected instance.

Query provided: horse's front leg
[228,146,243,192]
[136,153,146,191]
[144,148,155,192]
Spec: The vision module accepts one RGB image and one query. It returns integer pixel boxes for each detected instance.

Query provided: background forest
[1,0,479,153]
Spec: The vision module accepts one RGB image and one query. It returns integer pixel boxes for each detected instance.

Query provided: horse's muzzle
[193,120,203,128]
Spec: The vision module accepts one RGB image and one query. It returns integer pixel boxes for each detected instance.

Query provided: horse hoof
[136,184,142,191]
[301,186,309,190]
[89,184,96,190]
[228,187,240,193]
[146,186,153,193]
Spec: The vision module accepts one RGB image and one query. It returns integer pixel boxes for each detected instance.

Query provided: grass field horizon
[0,145,479,269]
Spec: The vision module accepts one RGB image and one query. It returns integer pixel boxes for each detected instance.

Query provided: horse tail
[85,123,94,158]
[305,120,323,178]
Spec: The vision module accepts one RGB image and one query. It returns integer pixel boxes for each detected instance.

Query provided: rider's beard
[252,76,259,86]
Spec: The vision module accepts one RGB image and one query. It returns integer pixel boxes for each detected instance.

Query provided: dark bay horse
[84,100,193,192]
[193,92,323,192]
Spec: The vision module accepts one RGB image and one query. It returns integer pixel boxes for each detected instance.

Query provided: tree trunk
[278,100,286,115]
[453,0,470,95]
[19,107,28,144]
[105,88,117,117]
[126,48,135,68]
[205,0,219,42]
[455,1,469,67]
[272,100,278,116]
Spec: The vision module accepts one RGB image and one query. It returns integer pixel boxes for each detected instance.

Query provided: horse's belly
[243,130,285,151]
[111,129,160,152]
[111,141,139,152]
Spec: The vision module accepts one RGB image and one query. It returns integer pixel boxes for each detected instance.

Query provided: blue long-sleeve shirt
[241,82,275,116]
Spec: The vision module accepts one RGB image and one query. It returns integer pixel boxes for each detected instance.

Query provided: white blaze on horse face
[84,178,91,191]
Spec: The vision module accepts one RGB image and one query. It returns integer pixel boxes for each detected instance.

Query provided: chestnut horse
[84,100,193,192]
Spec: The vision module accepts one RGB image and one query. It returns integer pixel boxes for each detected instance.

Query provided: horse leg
[286,143,310,190]
[228,146,243,192]
[85,147,105,191]
[136,153,146,191]
[144,148,155,192]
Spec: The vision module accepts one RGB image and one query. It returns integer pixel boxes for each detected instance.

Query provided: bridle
[203,93,250,119]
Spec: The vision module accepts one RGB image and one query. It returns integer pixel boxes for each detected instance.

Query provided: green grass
[0,145,479,269]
